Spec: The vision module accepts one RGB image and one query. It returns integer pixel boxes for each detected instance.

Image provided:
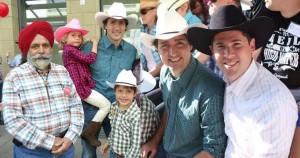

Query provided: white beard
[27,53,52,70]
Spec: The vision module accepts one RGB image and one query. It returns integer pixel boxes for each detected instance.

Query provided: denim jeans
[13,144,75,158]
[81,103,111,158]
[109,151,120,158]
[155,141,167,158]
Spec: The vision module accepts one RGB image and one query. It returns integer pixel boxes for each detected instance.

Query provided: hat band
[115,81,136,87]
[160,31,179,36]
[111,15,126,19]
[168,0,180,10]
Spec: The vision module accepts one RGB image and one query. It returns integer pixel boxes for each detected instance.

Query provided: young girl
[54,18,111,147]
[100,69,141,158]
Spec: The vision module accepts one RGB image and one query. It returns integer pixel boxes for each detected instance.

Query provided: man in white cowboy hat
[79,2,138,158]
[100,69,141,158]
[141,10,227,158]
[188,5,297,157]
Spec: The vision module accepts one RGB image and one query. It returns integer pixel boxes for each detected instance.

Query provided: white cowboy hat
[140,70,156,93]
[163,0,189,11]
[95,2,138,30]
[141,10,206,50]
[106,69,137,89]
[241,0,253,7]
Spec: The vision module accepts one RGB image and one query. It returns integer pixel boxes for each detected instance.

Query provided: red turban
[18,20,54,57]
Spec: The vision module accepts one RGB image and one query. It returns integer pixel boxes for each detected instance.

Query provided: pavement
[0,124,109,158]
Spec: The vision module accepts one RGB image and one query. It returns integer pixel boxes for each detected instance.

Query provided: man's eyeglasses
[140,7,156,15]
[209,0,217,3]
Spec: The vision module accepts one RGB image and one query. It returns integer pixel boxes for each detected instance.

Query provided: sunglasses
[209,0,217,3]
[140,7,156,15]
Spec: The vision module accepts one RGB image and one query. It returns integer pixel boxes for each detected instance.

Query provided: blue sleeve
[81,41,93,54]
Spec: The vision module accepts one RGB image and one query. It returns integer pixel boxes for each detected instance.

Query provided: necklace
[37,70,49,86]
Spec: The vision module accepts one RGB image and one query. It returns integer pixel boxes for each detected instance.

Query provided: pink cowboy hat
[54,18,89,42]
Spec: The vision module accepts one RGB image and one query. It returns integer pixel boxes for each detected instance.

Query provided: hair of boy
[114,85,138,94]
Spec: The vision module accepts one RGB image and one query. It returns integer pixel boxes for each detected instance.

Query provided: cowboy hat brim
[140,70,156,93]
[187,17,275,55]
[106,81,137,89]
[54,27,89,42]
[95,12,138,30]
[141,23,207,50]
[241,0,253,7]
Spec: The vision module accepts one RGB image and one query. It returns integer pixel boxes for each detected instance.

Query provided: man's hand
[5,51,10,58]
[99,140,110,155]
[51,137,73,156]
[141,140,159,158]
[193,151,214,158]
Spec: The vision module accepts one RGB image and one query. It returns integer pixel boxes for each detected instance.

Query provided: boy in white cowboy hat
[188,5,297,157]
[141,10,226,158]
[100,69,140,158]
[54,18,111,147]
[80,2,138,157]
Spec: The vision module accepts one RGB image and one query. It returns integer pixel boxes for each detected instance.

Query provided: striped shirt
[108,100,141,158]
[2,62,84,150]
[224,60,297,157]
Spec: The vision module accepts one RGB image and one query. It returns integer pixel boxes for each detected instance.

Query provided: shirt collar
[168,57,196,93]
[226,59,258,99]
[102,35,124,50]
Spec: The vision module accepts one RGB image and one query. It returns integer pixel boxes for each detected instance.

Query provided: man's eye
[31,45,38,49]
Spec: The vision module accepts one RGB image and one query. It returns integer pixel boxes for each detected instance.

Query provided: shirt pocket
[90,57,111,80]
[49,82,72,114]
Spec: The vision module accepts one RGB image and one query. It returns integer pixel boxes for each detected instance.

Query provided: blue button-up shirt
[160,57,227,158]
[184,10,202,25]
[81,35,137,102]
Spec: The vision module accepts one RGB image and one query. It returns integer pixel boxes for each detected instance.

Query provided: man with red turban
[2,20,84,158]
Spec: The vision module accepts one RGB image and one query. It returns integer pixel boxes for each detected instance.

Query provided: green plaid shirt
[108,100,141,158]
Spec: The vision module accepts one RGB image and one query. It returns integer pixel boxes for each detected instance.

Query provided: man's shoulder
[50,63,68,74]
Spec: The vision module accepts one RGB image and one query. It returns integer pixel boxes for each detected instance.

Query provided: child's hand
[99,140,110,155]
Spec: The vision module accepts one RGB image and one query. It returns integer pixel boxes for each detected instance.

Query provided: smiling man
[141,11,226,158]
[2,20,84,158]
[188,5,297,157]
[80,2,138,158]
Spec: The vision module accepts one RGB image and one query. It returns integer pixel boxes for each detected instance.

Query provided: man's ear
[250,38,256,51]
[209,45,214,55]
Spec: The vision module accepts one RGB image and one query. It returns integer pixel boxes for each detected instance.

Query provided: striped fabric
[109,100,141,158]
[2,62,84,150]
[224,60,297,157]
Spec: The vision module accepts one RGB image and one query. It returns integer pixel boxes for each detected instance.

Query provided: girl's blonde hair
[58,32,85,50]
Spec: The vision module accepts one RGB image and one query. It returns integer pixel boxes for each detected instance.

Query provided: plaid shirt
[139,94,160,144]
[62,44,97,99]
[140,24,161,71]
[2,62,84,150]
[108,100,141,158]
